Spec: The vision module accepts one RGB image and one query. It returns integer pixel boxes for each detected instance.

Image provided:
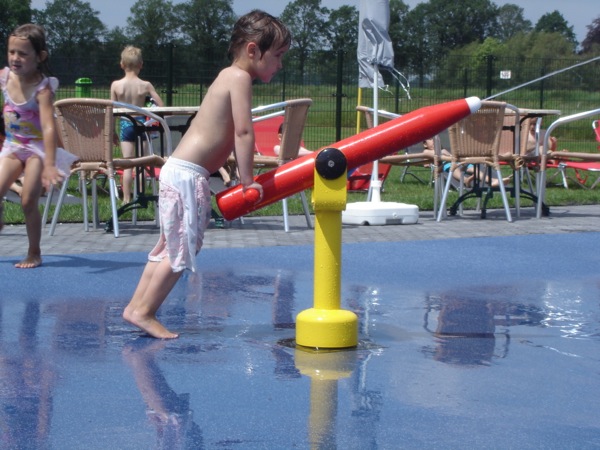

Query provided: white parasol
[343,0,418,225]
[356,0,409,202]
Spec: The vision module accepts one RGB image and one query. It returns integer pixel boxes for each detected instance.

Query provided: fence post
[539,67,545,109]
[165,43,174,106]
[334,50,344,142]
[485,55,495,98]
[395,76,400,113]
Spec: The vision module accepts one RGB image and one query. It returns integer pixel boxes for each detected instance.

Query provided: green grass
[3,165,597,227]
[61,85,600,151]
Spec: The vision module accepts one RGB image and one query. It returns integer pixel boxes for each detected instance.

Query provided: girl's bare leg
[0,157,23,233]
[123,258,183,338]
[15,158,44,268]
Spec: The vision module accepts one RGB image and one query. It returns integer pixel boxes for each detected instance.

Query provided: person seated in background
[273,123,313,156]
[422,138,450,159]
[423,139,511,188]
[524,122,557,156]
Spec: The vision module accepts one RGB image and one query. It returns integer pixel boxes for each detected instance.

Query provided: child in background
[273,122,313,156]
[524,121,557,156]
[426,139,511,188]
[123,10,290,338]
[110,46,164,204]
[0,24,65,268]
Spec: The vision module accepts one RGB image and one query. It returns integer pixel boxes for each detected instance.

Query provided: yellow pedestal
[296,307,358,349]
[296,148,358,349]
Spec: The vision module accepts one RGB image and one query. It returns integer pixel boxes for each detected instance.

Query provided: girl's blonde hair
[228,10,291,61]
[10,23,51,75]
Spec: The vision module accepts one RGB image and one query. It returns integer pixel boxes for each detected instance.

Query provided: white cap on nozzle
[465,96,481,114]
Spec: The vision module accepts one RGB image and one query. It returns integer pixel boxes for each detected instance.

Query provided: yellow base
[296,308,358,349]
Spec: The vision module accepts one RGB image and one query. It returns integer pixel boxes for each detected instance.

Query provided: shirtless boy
[123,10,290,338]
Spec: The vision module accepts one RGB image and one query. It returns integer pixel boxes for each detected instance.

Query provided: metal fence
[51,48,600,151]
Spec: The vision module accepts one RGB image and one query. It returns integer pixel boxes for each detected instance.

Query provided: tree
[311,5,358,85]
[528,31,578,59]
[104,27,130,52]
[581,16,600,54]
[102,27,130,67]
[387,0,413,70]
[439,37,506,90]
[126,0,180,56]
[177,0,236,83]
[413,0,498,63]
[0,0,32,56]
[324,5,358,54]
[32,0,105,57]
[32,0,106,81]
[493,4,532,42]
[281,0,329,80]
[534,11,577,50]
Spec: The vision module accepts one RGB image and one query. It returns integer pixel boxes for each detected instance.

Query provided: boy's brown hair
[228,10,291,61]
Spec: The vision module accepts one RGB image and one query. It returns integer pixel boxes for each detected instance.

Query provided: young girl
[123,10,291,338]
[0,24,65,268]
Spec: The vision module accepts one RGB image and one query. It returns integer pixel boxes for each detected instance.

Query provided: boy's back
[110,45,163,107]
[172,65,252,176]
[111,74,158,107]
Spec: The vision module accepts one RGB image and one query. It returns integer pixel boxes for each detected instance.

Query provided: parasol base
[342,201,419,226]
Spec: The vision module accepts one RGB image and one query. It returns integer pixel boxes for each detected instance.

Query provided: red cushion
[253,115,284,157]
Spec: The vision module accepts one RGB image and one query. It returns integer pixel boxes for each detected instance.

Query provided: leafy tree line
[1,0,599,90]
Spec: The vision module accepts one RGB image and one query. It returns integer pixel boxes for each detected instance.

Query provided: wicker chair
[227,98,313,232]
[436,101,513,222]
[44,99,171,237]
[355,105,444,216]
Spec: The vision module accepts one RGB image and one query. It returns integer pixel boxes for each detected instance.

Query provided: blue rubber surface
[1,233,599,448]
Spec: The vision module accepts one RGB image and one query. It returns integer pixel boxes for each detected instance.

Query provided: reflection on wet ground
[1,233,599,448]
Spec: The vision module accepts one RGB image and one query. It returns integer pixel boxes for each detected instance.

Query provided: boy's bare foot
[15,253,42,269]
[123,308,179,339]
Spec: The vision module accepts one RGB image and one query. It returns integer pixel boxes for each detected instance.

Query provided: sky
[30,0,596,45]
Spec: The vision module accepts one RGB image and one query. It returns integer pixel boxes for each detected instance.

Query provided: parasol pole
[368,63,382,202]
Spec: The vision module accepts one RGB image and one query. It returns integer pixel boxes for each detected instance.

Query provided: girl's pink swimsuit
[0,68,75,174]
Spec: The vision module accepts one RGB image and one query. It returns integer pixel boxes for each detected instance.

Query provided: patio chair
[349,106,393,193]
[355,105,444,217]
[354,106,436,184]
[551,118,600,190]
[437,101,513,222]
[346,160,392,192]
[44,99,171,237]
[537,108,600,218]
[227,98,313,232]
